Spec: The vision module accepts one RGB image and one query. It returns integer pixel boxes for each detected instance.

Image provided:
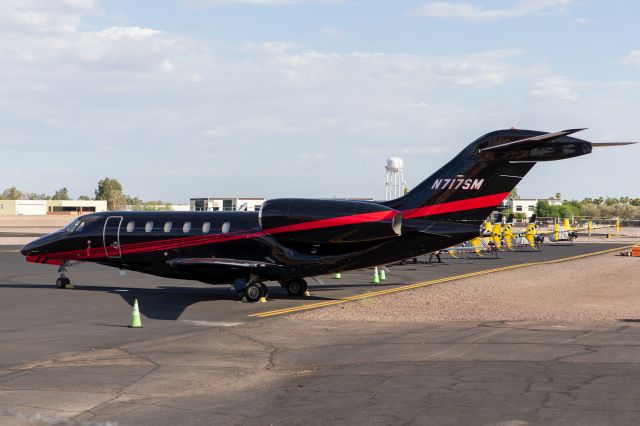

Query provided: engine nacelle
[259,198,402,244]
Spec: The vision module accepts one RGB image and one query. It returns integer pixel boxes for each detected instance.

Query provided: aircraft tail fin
[383,128,595,226]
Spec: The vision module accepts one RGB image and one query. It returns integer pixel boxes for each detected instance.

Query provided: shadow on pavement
[0,282,344,321]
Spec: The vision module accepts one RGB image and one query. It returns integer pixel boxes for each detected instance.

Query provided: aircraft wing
[167,257,282,269]
[166,257,287,282]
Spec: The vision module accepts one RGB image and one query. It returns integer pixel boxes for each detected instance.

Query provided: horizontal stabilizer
[479,128,587,153]
[591,142,638,147]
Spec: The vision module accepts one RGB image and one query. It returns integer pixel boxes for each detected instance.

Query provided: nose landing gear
[56,261,73,289]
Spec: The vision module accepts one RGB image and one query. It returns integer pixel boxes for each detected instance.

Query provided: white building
[125,204,190,212]
[504,197,564,220]
[0,199,107,216]
[190,197,266,212]
[509,198,538,219]
[0,200,47,215]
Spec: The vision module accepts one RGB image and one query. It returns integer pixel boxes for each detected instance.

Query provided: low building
[510,198,538,219]
[0,199,107,216]
[125,204,190,212]
[47,200,107,214]
[0,200,47,215]
[190,197,266,212]
[501,197,564,220]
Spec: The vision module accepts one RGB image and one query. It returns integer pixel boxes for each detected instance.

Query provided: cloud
[186,0,343,5]
[320,26,343,37]
[0,0,98,33]
[622,50,640,66]
[567,17,591,26]
[3,1,639,201]
[411,0,571,21]
[0,10,533,198]
[529,77,580,101]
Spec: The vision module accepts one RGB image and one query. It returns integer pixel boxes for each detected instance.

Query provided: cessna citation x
[21,128,634,302]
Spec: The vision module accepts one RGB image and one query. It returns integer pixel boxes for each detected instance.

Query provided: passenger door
[103,216,123,258]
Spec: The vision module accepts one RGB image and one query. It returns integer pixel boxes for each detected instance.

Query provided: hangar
[0,199,107,216]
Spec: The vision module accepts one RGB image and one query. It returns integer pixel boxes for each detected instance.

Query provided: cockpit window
[62,219,84,233]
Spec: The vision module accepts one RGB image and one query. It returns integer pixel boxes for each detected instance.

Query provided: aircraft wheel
[286,278,307,297]
[259,283,269,299]
[56,277,70,289]
[244,283,262,303]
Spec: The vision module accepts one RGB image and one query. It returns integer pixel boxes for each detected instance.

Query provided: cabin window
[164,222,172,233]
[202,222,211,233]
[221,221,230,234]
[75,221,85,232]
[126,221,135,232]
[183,222,191,233]
[145,221,153,232]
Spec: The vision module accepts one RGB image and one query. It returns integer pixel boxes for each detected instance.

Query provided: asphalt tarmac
[1,242,638,425]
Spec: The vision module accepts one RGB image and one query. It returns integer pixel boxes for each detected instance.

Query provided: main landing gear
[236,279,269,303]
[56,261,72,289]
[280,278,308,297]
[234,278,308,302]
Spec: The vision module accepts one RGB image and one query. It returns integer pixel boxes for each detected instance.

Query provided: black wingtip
[562,128,588,134]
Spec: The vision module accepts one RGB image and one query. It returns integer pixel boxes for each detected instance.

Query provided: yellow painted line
[250,245,633,318]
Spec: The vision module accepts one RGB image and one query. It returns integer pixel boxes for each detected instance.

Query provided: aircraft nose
[20,240,36,256]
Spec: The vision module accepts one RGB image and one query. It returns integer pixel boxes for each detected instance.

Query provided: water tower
[385,157,405,200]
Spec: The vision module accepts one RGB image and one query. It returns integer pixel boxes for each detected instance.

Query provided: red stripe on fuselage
[31,193,508,261]
[402,192,509,219]
[264,210,398,235]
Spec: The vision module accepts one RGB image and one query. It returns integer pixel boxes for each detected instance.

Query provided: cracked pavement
[3,320,640,425]
[2,244,640,425]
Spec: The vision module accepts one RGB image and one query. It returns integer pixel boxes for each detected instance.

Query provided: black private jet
[21,128,634,302]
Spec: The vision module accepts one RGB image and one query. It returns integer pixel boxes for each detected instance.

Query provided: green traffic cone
[379,268,386,280]
[333,272,341,279]
[371,267,380,284]
[129,299,143,328]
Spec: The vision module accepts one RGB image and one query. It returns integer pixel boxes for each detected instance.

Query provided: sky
[1,0,639,202]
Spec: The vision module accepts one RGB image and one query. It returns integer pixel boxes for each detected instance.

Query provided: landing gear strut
[281,278,308,297]
[56,261,72,289]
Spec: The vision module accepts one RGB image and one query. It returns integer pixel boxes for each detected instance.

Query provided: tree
[95,178,125,210]
[27,193,50,200]
[52,187,70,200]
[1,187,24,200]
[536,200,553,217]
[78,195,91,200]
[507,187,519,200]
[580,203,599,218]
